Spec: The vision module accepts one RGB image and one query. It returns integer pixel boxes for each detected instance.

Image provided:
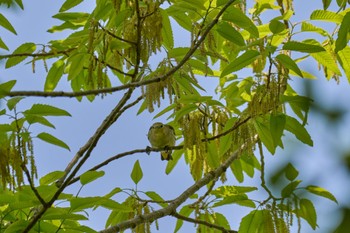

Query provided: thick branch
[99,136,249,233]
[171,212,237,233]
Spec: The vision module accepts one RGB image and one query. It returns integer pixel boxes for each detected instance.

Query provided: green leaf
[335,12,350,53]
[223,7,259,38]
[80,170,105,185]
[174,206,193,233]
[0,37,9,50]
[239,210,270,233]
[311,51,342,77]
[298,198,318,229]
[24,114,55,128]
[281,180,302,198]
[221,50,260,77]
[40,171,65,185]
[67,53,87,80]
[130,160,143,185]
[7,97,24,110]
[24,104,71,116]
[301,22,329,37]
[165,149,183,175]
[275,54,303,77]
[160,9,173,49]
[5,42,36,68]
[310,10,343,24]
[270,113,286,148]
[269,20,286,34]
[37,132,71,151]
[207,141,220,169]
[0,13,17,34]
[44,60,65,91]
[285,116,313,146]
[337,46,350,82]
[283,41,325,53]
[216,21,245,46]
[306,185,338,203]
[285,163,299,181]
[167,10,192,31]
[254,117,275,154]
[59,0,84,12]
[0,80,16,98]
[145,191,167,207]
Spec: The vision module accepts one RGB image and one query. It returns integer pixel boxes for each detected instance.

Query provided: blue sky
[1,1,350,232]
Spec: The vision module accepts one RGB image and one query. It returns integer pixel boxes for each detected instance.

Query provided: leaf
[0,80,16,98]
[221,50,260,77]
[44,60,65,91]
[24,114,55,128]
[306,185,338,203]
[254,117,275,154]
[285,163,299,181]
[285,116,313,146]
[160,9,173,49]
[37,132,71,151]
[130,160,143,185]
[174,206,193,233]
[80,170,105,185]
[67,53,87,80]
[281,180,301,198]
[301,22,329,37]
[24,104,71,116]
[335,12,350,53]
[275,54,303,77]
[207,141,220,169]
[222,7,259,38]
[59,0,84,12]
[283,41,325,53]
[0,13,17,34]
[165,149,183,175]
[7,97,24,110]
[310,10,343,24]
[298,198,318,229]
[337,46,350,82]
[270,113,286,148]
[269,20,286,34]
[238,210,264,233]
[145,191,167,207]
[5,42,36,68]
[0,37,9,50]
[40,171,65,185]
[311,51,342,77]
[216,21,245,46]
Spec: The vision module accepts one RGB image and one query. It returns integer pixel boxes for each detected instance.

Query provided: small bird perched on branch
[147,122,176,161]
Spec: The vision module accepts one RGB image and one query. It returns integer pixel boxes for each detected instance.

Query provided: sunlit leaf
[306,185,338,203]
[0,13,17,34]
[145,191,167,207]
[335,12,350,53]
[7,97,24,110]
[59,0,84,12]
[281,180,302,198]
[160,9,174,49]
[223,7,259,38]
[310,10,343,24]
[270,113,286,147]
[285,116,313,146]
[0,37,9,50]
[221,50,260,77]
[174,206,193,233]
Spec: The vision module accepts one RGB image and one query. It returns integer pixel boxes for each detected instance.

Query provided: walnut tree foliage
[0,0,349,232]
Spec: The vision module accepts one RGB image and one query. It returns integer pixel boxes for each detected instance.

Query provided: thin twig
[171,212,237,233]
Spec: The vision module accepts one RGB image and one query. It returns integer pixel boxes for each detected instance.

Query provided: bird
[147,122,176,161]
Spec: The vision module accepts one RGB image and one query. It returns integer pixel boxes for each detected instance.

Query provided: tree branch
[99,135,253,233]
[171,212,237,233]
[6,0,235,98]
